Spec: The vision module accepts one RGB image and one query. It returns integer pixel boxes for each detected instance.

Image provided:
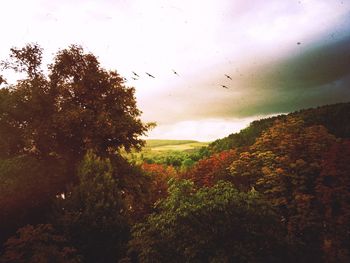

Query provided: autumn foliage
[183,149,237,187]
[315,140,350,262]
[141,163,177,204]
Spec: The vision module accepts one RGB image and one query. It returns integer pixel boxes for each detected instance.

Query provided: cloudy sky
[1,0,350,141]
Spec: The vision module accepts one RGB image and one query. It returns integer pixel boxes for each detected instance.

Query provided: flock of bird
[127,70,234,89]
[125,40,304,89]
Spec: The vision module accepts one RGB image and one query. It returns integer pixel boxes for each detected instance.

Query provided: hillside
[207,102,350,154]
[145,139,209,151]
[124,140,209,168]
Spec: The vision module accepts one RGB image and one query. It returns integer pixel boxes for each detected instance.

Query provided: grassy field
[145,140,209,152]
[123,139,210,166]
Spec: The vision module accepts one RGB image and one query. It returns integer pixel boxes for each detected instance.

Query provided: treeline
[0,44,349,262]
[207,102,350,154]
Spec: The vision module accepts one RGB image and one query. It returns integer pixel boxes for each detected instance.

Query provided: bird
[224,74,232,80]
[297,42,301,45]
[220,85,229,89]
[0,75,6,85]
[131,77,138,80]
[146,72,155,78]
[132,71,140,78]
[172,69,179,76]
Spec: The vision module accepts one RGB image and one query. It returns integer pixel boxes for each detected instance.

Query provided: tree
[126,180,289,263]
[53,152,130,263]
[315,140,350,262]
[0,156,67,245]
[0,224,81,263]
[141,163,177,206]
[183,150,237,187]
[0,43,150,247]
[0,44,150,162]
[230,117,337,261]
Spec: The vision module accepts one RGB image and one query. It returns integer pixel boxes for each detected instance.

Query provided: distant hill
[124,140,210,167]
[146,140,198,147]
[145,140,209,152]
[207,102,350,154]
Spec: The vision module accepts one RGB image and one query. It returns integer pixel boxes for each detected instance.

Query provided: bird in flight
[131,77,138,80]
[224,74,232,80]
[220,85,229,89]
[173,69,179,76]
[132,71,140,78]
[146,72,155,78]
[0,75,6,85]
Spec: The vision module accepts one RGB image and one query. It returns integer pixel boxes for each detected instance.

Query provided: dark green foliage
[53,152,130,263]
[127,180,289,263]
[136,150,200,169]
[207,116,279,154]
[109,154,155,223]
[0,224,81,263]
[0,156,67,245]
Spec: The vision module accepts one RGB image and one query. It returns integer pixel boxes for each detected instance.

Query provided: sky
[1,0,350,141]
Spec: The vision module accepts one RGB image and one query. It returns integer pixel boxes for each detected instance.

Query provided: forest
[0,44,350,263]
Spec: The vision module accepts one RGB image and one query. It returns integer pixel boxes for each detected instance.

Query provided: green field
[145,139,209,151]
[123,139,210,166]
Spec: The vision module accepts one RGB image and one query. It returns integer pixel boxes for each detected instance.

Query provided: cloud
[146,115,281,141]
[139,12,350,125]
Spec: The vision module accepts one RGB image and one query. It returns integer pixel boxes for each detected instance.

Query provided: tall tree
[0,43,150,247]
[0,44,150,161]
[53,152,130,263]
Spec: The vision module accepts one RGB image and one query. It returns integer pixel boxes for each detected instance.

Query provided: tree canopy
[127,180,289,263]
[0,44,150,161]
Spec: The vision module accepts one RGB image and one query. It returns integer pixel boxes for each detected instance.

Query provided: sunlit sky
[1,0,350,141]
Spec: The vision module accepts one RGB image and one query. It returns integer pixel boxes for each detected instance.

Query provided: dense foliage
[126,180,289,263]
[53,152,130,263]
[229,117,337,261]
[0,156,66,244]
[207,102,350,154]
[1,224,81,263]
[182,149,237,187]
[176,113,350,262]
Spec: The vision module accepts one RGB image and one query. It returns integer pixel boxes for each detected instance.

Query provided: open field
[145,140,209,152]
[123,139,210,166]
